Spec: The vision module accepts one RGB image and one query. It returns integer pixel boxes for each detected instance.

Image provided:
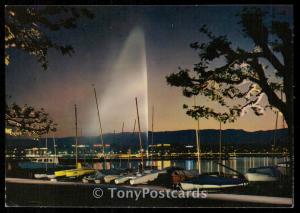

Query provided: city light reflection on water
[91,156,288,174]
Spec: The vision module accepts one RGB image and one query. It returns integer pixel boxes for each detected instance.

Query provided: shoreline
[6,152,289,162]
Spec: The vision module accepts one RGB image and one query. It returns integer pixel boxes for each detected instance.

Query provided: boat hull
[104,175,119,183]
[181,182,246,190]
[244,173,278,182]
[95,179,101,184]
[244,166,281,182]
[65,169,95,177]
[54,170,69,177]
[34,174,48,179]
[180,175,247,190]
[46,175,56,179]
[277,163,290,176]
[54,168,95,178]
[129,172,159,185]
[115,175,136,184]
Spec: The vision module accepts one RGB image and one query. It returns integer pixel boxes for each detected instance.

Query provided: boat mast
[52,133,57,165]
[194,96,201,175]
[151,105,154,169]
[128,119,136,169]
[219,121,222,162]
[120,121,124,162]
[281,89,285,129]
[74,104,78,166]
[135,97,144,170]
[92,84,106,167]
[113,129,116,158]
[81,128,86,164]
[45,132,48,172]
[120,122,124,168]
[273,110,279,152]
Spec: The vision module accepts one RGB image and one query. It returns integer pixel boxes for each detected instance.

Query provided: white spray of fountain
[93,26,149,152]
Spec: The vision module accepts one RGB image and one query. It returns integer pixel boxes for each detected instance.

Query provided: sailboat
[114,122,135,184]
[150,105,155,169]
[119,122,124,168]
[180,97,247,190]
[128,100,166,185]
[83,167,129,184]
[98,129,118,183]
[244,166,281,182]
[275,94,290,177]
[92,84,107,165]
[178,96,201,188]
[113,120,137,185]
[128,119,136,169]
[53,104,95,179]
[88,86,133,184]
[180,175,247,190]
[244,108,285,182]
[276,161,290,176]
[217,121,229,174]
[114,100,165,185]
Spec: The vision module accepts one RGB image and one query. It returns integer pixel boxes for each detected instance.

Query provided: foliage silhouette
[5,6,94,138]
[166,8,293,129]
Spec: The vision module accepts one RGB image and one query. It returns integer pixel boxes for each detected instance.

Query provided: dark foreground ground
[5,178,293,208]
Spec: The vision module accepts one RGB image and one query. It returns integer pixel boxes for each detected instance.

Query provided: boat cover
[183,175,245,186]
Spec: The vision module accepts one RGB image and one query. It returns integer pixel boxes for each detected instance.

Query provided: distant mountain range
[6,128,288,152]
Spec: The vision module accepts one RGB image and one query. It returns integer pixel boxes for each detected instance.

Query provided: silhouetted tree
[5,102,57,139]
[166,8,293,159]
[5,5,94,70]
[5,6,94,138]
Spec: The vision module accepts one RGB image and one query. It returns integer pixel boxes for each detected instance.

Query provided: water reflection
[185,160,194,170]
[90,157,287,174]
[152,160,171,170]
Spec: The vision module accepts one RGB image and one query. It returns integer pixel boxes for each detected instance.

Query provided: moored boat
[47,174,56,179]
[180,175,247,190]
[34,173,48,179]
[276,162,290,176]
[104,175,120,183]
[129,170,166,185]
[53,162,95,178]
[171,169,199,185]
[114,173,136,184]
[65,168,95,177]
[82,170,105,183]
[54,169,69,177]
[100,168,129,183]
[244,166,281,182]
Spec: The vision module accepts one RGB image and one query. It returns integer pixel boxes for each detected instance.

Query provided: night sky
[5,5,293,137]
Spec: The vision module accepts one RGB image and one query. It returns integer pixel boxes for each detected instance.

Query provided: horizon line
[22,127,288,139]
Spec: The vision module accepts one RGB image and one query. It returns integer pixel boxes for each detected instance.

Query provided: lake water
[91,156,289,174]
[6,156,289,179]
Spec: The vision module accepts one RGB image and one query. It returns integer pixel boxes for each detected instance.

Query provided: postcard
[5,4,293,208]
